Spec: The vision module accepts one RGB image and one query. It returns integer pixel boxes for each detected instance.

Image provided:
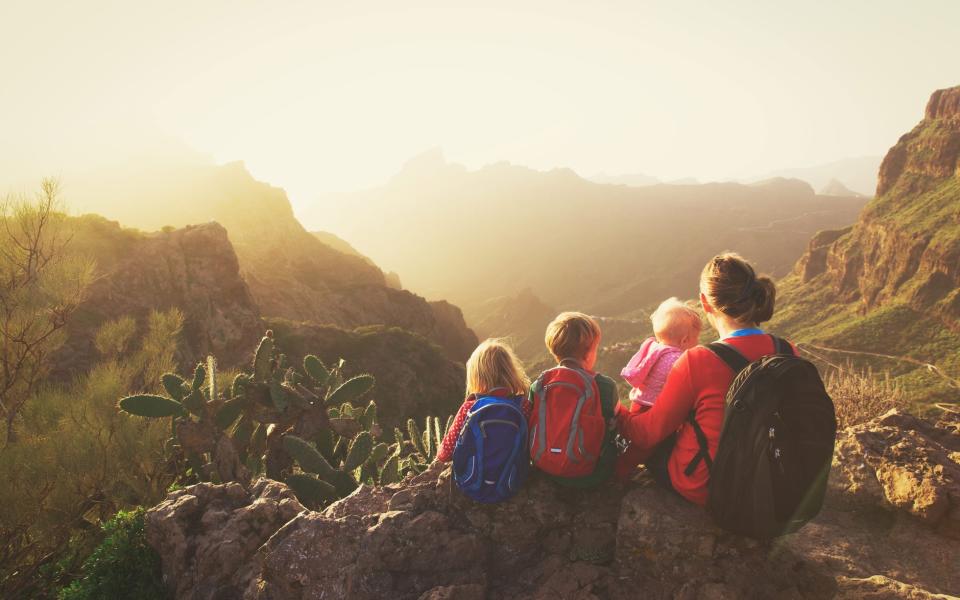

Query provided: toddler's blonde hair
[651,297,702,345]
[544,311,601,362]
[466,339,530,396]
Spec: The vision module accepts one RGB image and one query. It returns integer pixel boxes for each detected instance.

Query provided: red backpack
[529,360,606,477]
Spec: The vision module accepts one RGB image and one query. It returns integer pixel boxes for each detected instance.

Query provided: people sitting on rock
[528,312,619,488]
[616,297,702,480]
[615,253,789,505]
[438,339,533,502]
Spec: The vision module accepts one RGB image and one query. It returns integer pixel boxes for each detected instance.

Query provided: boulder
[146,411,960,599]
[145,479,305,600]
[831,409,960,537]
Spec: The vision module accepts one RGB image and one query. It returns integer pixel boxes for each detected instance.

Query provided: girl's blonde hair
[465,339,530,396]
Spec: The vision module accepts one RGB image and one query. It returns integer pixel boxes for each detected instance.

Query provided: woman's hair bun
[700,253,776,324]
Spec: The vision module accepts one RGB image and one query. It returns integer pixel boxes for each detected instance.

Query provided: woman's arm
[436,400,472,463]
[617,351,697,450]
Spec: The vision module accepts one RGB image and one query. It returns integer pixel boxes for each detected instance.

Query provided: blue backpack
[452,394,530,503]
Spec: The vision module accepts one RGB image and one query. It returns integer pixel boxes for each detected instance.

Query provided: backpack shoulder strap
[770,335,795,356]
[705,341,750,375]
[684,410,713,476]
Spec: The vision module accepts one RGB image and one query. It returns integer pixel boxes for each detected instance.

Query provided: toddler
[615,298,701,481]
[621,297,702,412]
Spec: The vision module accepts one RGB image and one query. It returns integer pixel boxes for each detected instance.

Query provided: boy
[529,311,619,487]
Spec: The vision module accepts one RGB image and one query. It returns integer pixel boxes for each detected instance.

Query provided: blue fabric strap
[725,327,764,338]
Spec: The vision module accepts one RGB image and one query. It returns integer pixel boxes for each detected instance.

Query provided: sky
[2,0,959,210]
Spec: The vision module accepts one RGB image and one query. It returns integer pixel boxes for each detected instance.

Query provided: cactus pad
[343,431,374,471]
[326,375,375,407]
[284,434,338,479]
[119,394,184,418]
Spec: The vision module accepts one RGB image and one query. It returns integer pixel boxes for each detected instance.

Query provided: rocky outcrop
[831,409,960,538]
[221,173,478,362]
[62,160,478,362]
[786,85,960,337]
[266,319,466,431]
[877,87,960,197]
[428,300,480,362]
[146,410,960,599]
[55,217,264,377]
[145,479,305,600]
[796,226,853,283]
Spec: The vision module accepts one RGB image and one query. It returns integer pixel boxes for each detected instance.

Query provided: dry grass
[825,365,904,430]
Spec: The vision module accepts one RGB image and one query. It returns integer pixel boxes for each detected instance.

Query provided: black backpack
[693,335,837,538]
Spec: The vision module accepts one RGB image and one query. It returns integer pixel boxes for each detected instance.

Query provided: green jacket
[530,372,619,489]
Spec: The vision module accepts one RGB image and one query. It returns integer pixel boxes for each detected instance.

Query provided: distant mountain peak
[392,148,466,183]
[402,147,447,170]
[819,179,864,197]
[753,156,881,197]
[750,177,816,196]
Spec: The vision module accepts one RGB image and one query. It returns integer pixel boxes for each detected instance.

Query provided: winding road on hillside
[797,341,960,390]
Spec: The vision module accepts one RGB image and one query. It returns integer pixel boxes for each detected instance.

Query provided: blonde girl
[436,339,531,463]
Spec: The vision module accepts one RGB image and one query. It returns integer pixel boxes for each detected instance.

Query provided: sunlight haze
[2,0,958,210]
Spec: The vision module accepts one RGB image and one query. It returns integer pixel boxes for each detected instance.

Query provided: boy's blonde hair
[544,311,601,362]
[466,339,530,396]
[650,297,702,345]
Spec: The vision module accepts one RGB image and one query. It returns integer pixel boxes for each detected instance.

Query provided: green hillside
[772,85,960,410]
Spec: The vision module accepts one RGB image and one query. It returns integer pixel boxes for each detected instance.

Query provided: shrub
[825,366,904,430]
[0,310,181,597]
[58,509,167,600]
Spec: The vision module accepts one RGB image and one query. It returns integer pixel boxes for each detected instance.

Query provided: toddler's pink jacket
[621,337,684,407]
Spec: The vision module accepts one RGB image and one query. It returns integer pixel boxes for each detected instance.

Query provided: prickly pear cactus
[117,331,380,490]
[118,329,452,509]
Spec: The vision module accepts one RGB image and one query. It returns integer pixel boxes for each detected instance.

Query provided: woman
[615,252,789,506]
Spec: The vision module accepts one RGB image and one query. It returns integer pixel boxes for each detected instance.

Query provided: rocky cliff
[774,85,960,405]
[55,217,264,378]
[792,86,960,321]
[167,163,477,362]
[145,409,959,599]
[63,161,478,362]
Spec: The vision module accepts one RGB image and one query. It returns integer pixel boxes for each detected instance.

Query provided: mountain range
[302,151,868,357]
[589,155,880,197]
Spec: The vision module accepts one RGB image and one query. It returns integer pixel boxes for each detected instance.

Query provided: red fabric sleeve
[436,400,473,463]
[616,350,697,451]
[521,397,533,420]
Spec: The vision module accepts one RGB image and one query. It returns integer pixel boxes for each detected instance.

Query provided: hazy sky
[2,0,959,208]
